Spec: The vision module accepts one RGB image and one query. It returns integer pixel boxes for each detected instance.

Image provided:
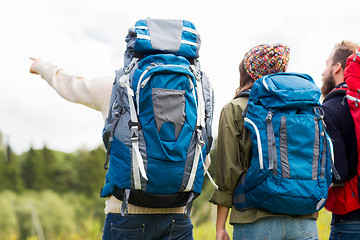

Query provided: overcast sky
[1,0,360,154]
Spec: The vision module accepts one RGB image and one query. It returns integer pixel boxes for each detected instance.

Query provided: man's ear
[333,62,345,85]
[333,62,343,75]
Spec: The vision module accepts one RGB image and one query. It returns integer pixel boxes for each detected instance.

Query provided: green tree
[0,149,8,190]
[53,152,79,193]
[7,148,23,192]
[0,148,23,192]
[22,147,47,190]
[75,147,106,196]
[41,145,57,189]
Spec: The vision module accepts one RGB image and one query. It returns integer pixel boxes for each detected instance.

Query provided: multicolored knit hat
[243,44,290,80]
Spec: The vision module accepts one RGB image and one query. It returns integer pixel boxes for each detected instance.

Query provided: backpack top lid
[123,19,200,68]
[125,19,200,60]
[249,72,321,110]
[344,47,360,92]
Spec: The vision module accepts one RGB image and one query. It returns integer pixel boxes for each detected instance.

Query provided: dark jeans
[330,221,360,240]
[102,213,193,240]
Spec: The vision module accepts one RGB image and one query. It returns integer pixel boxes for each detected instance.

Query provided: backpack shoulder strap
[234,90,250,117]
[323,85,348,103]
[235,90,250,99]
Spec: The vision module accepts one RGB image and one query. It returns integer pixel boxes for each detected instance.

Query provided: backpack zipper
[135,63,195,115]
[139,64,194,89]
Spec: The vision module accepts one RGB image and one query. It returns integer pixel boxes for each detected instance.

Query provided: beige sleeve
[38,61,113,120]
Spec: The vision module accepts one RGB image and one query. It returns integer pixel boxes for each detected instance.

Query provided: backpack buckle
[196,127,205,146]
[314,107,325,120]
[265,111,273,122]
[354,49,360,61]
[190,65,201,81]
[130,126,139,142]
[355,89,360,107]
[125,58,138,74]
[128,120,141,142]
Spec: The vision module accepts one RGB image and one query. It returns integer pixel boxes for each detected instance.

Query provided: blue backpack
[101,19,214,216]
[233,72,338,215]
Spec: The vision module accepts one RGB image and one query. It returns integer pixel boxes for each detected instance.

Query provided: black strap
[323,85,348,103]
[103,115,121,170]
[184,192,195,218]
[234,91,250,117]
[234,90,250,99]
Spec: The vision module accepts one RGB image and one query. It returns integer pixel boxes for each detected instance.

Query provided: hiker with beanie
[210,44,319,240]
[321,41,360,239]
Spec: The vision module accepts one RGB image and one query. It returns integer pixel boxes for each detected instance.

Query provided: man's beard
[321,74,336,98]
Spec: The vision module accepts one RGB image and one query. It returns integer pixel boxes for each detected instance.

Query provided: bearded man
[321,41,360,239]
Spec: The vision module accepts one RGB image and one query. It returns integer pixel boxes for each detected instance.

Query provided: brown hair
[332,41,359,69]
[234,60,255,98]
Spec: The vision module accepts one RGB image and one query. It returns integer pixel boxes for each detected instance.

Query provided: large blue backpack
[101,19,214,215]
[233,72,338,215]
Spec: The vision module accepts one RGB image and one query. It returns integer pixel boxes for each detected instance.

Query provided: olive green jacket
[209,96,316,224]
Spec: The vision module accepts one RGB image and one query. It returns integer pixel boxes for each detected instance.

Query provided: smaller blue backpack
[233,72,338,215]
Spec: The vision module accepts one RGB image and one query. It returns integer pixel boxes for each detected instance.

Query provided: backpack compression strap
[184,66,218,191]
[184,68,206,191]
[119,59,148,188]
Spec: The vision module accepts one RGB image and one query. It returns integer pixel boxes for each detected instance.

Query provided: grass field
[317,208,332,239]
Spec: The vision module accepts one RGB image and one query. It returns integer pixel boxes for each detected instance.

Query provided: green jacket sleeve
[210,97,252,208]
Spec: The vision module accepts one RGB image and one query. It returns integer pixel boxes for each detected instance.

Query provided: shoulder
[322,94,348,117]
[219,98,248,122]
[322,94,354,132]
[323,88,346,103]
[218,97,249,131]
[221,97,248,114]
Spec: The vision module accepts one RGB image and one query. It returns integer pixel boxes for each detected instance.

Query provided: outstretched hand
[29,57,42,75]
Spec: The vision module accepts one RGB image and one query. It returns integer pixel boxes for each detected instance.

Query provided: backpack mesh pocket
[152,88,186,141]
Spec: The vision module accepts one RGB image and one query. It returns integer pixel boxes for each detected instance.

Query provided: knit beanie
[243,44,290,80]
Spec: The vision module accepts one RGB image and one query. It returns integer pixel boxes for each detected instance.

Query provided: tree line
[0,145,107,196]
[0,143,217,239]
[0,142,217,196]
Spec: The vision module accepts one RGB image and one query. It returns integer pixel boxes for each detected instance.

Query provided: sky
[1,0,360,154]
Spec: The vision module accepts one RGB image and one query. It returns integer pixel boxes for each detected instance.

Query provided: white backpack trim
[119,69,148,183]
[244,117,264,169]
